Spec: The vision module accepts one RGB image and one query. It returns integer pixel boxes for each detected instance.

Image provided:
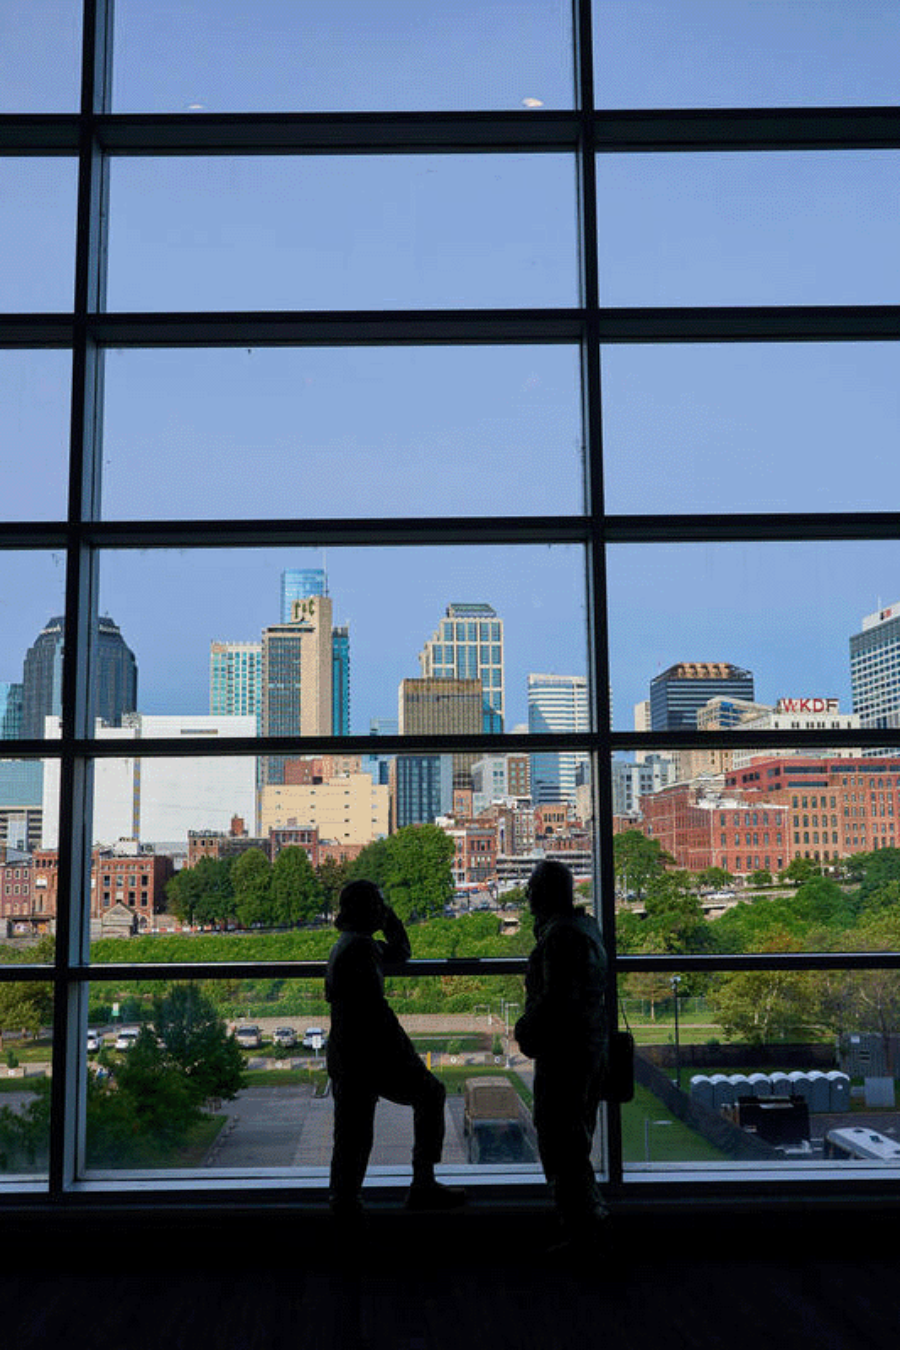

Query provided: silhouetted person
[515,860,609,1248]
[326,879,465,1217]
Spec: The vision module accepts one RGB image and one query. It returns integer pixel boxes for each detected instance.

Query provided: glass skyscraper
[21,615,137,738]
[528,672,590,805]
[280,567,327,623]
[850,601,900,737]
[649,662,755,732]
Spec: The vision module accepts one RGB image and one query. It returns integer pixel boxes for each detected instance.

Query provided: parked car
[272,1026,297,1049]
[114,1027,141,1052]
[86,1029,102,1053]
[235,1024,262,1050]
[302,1027,327,1050]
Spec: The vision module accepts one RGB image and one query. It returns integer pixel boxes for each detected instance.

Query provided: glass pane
[596,152,900,307]
[112,0,573,113]
[96,545,587,739]
[0,0,81,112]
[83,978,541,1180]
[1,775,51,958]
[608,540,900,734]
[0,351,72,521]
[594,0,900,109]
[620,968,900,1175]
[0,974,52,1180]
[108,154,578,311]
[601,343,900,517]
[0,553,67,743]
[0,160,78,312]
[102,346,584,520]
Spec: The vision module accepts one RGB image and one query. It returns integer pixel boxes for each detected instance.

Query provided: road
[204,1084,473,1171]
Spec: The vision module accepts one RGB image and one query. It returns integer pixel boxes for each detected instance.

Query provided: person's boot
[405,1164,466,1210]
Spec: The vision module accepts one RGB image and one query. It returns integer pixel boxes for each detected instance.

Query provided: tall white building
[527,673,589,805]
[850,602,900,739]
[42,714,257,848]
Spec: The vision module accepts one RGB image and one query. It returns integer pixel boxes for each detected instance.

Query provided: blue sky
[2,1,899,737]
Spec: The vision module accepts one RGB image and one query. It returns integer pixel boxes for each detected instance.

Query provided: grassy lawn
[621,1084,727,1163]
[1,1037,53,1064]
[412,1036,484,1054]
[242,1067,311,1087]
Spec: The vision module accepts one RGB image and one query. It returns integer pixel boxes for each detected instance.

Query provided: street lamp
[670,974,682,1090]
[644,1117,673,1162]
[502,1001,519,1067]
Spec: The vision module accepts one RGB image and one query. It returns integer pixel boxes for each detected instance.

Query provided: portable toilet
[710,1074,733,1109]
[787,1071,811,1103]
[770,1072,792,1097]
[748,1073,772,1098]
[690,1075,714,1110]
[729,1074,753,1102]
[807,1070,831,1113]
[826,1070,851,1110]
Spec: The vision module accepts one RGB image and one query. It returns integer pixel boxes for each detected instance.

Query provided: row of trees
[164,824,457,931]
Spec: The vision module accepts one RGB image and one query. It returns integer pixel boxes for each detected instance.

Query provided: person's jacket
[514,909,608,1065]
[325,909,419,1079]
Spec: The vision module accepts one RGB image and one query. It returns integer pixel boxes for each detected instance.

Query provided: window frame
[1,0,899,1203]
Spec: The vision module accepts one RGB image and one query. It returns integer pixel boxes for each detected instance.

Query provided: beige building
[676,695,773,782]
[259,771,389,846]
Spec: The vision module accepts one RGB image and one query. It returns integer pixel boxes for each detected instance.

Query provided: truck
[462,1077,538,1165]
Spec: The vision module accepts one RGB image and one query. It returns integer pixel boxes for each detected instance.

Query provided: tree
[316,856,350,919]
[696,866,733,893]
[271,846,323,926]
[642,871,713,957]
[0,935,54,1038]
[383,824,455,922]
[707,932,820,1045]
[613,831,673,899]
[231,847,273,928]
[151,984,245,1105]
[344,837,390,890]
[749,869,773,889]
[166,856,235,928]
[779,857,819,886]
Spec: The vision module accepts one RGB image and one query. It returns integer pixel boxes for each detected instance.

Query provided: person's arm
[377,902,412,965]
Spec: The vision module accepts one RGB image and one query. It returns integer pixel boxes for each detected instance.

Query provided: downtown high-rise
[527,672,590,805]
[850,600,900,735]
[418,602,504,732]
[262,593,333,782]
[21,614,137,738]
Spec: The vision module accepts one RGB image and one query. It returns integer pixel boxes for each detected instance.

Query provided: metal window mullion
[49,0,113,1200]
[573,0,622,1189]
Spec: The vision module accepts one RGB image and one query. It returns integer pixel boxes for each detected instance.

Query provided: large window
[2,0,899,1202]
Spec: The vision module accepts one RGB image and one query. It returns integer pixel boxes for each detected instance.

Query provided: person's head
[335,879,385,934]
[526,860,575,925]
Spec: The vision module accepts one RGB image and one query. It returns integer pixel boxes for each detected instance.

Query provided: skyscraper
[209,641,262,728]
[281,568,350,735]
[21,615,137,738]
[418,602,504,732]
[850,600,900,737]
[527,673,590,805]
[280,567,327,623]
[0,682,23,739]
[649,663,754,732]
[394,676,485,825]
[261,594,333,782]
[332,624,350,737]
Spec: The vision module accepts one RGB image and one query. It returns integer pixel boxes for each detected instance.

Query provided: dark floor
[2,1198,899,1350]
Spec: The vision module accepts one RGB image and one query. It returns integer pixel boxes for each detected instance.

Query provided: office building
[850,601,900,737]
[21,614,137,738]
[391,754,454,830]
[399,675,484,803]
[209,640,262,727]
[649,662,754,732]
[260,771,389,846]
[527,673,590,805]
[0,682,23,739]
[42,714,257,849]
[280,567,327,623]
[332,624,350,736]
[418,602,504,732]
[261,594,333,782]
